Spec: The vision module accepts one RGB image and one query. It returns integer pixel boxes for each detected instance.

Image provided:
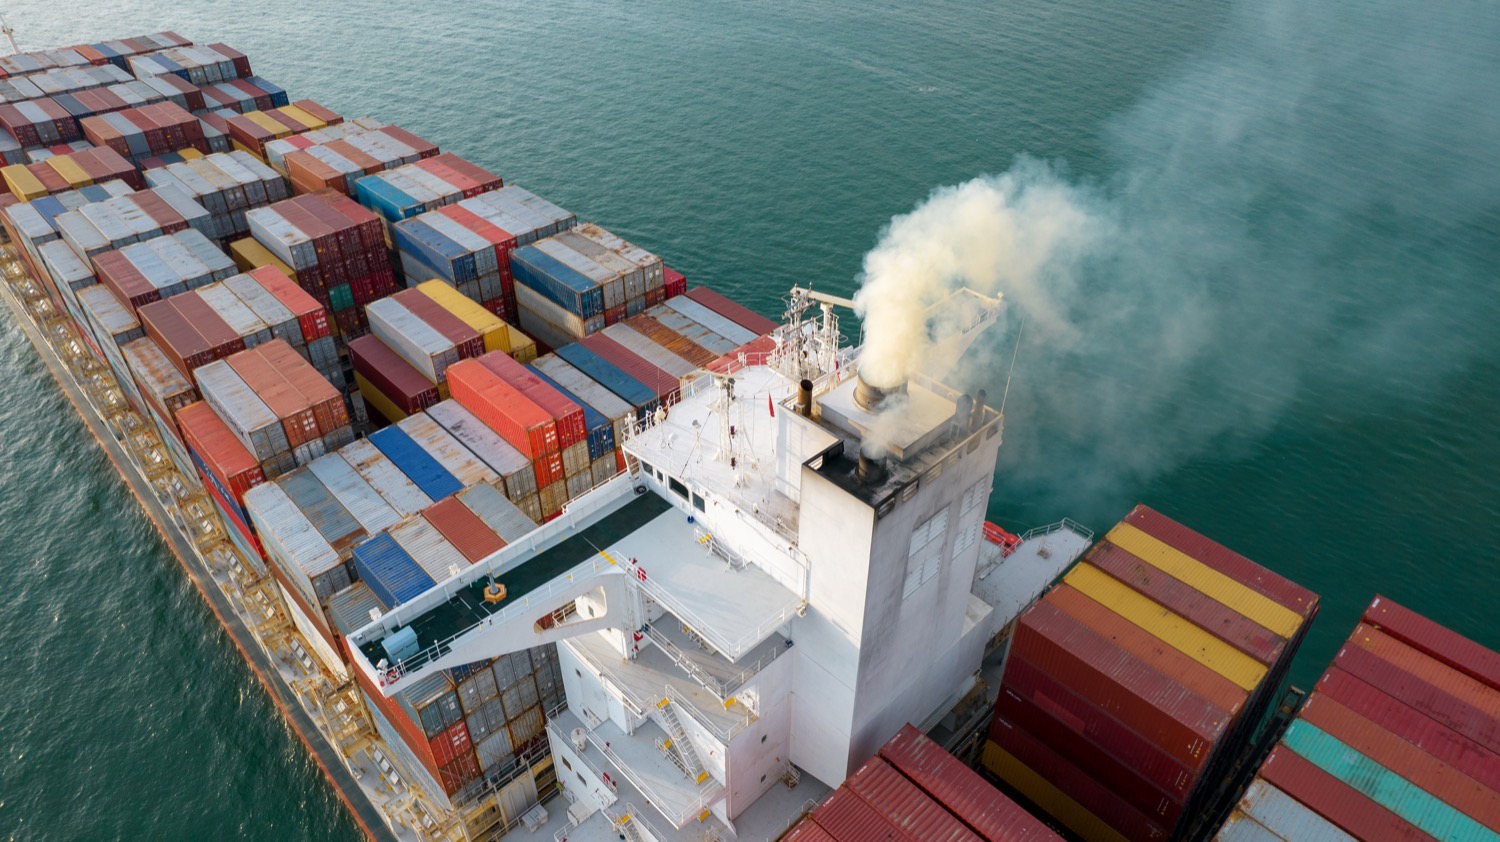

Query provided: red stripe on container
[1350,624,1500,728]
[392,288,484,361]
[1334,644,1500,756]
[1316,667,1500,795]
[682,286,779,334]
[809,786,912,841]
[476,351,585,448]
[1122,504,1318,618]
[422,497,505,563]
[1300,691,1500,831]
[844,756,981,842]
[1363,595,1500,693]
[258,340,348,435]
[1258,746,1438,842]
[349,335,440,415]
[1087,542,1287,667]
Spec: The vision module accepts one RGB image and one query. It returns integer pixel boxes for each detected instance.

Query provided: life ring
[634,484,648,496]
[636,566,647,582]
[385,668,401,685]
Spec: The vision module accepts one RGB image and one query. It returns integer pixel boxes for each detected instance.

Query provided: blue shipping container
[278,469,365,550]
[369,426,464,502]
[52,93,89,120]
[509,244,604,319]
[356,176,423,225]
[29,196,68,230]
[246,76,290,108]
[393,217,475,284]
[352,533,435,609]
[526,365,615,461]
[553,344,658,419]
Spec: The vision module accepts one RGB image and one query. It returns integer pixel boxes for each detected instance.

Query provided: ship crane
[0,14,18,57]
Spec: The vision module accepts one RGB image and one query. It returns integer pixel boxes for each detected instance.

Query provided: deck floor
[362,492,672,664]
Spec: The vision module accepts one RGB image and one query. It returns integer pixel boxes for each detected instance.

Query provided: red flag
[768,394,775,417]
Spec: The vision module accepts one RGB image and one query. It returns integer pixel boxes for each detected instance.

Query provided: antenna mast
[0,14,18,57]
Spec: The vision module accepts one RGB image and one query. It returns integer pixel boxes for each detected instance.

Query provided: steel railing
[579,723,724,828]
[624,554,796,662]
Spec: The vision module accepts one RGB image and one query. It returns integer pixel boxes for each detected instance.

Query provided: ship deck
[358,492,672,665]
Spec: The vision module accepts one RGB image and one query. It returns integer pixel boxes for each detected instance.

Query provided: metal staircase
[655,696,711,786]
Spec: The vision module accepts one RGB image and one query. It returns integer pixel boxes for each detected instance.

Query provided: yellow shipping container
[45,155,92,188]
[245,110,294,138]
[354,372,406,424]
[178,147,204,161]
[230,238,297,281]
[1064,563,1267,692]
[2,165,47,201]
[982,741,1129,842]
[416,279,529,358]
[506,327,538,363]
[276,104,325,131]
[1106,524,1302,639]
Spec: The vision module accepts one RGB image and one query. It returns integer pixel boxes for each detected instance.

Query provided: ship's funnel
[857,448,887,485]
[853,373,908,413]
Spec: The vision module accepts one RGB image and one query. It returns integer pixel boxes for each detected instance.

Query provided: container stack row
[222,101,342,158]
[0,63,133,105]
[277,124,440,195]
[352,153,503,229]
[784,724,1062,842]
[983,504,1320,842]
[53,183,213,260]
[0,180,133,298]
[143,150,292,244]
[392,184,574,324]
[245,189,398,337]
[91,227,236,315]
[1,144,139,199]
[1215,596,1500,842]
[80,101,208,164]
[0,33,191,77]
[127,44,252,87]
[507,222,663,349]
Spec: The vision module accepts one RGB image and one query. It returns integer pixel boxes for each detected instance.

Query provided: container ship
[2,31,1497,842]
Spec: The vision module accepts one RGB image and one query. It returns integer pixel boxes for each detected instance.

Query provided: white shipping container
[77,284,143,346]
[339,439,432,517]
[456,482,537,544]
[366,297,458,384]
[397,413,498,488]
[197,282,272,346]
[601,323,696,377]
[423,400,536,501]
[244,482,340,610]
[390,517,470,584]
[307,452,401,535]
[37,239,94,291]
[222,272,300,346]
[194,358,290,461]
[661,296,758,345]
[246,206,317,269]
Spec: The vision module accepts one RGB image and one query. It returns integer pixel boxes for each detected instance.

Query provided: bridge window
[692,493,706,513]
[669,476,689,501]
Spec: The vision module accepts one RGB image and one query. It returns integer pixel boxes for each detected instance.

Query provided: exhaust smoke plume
[852,0,1500,512]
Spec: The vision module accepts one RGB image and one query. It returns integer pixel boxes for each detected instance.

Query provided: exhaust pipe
[797,378,814,418]
[854,373,908,413]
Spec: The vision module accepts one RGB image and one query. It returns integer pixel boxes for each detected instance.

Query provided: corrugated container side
[390,516,471,585]
[307,452,400,535]
[351,533,435,609]
[662,296,758,345]
[1334,636,1500,755]
[681,285,778,334]
[424,401,536,502]
[455,482,537,544]
[446,358,557,457]
[808,786,914,842]
[1258,745,1438,842]
[842,755,983,842]
[1363,595,1500,692]
[1219,780,1358,842]
[475,350,585,447]
[422,497,505,563]
[369,425,464,503]
[580,333,679,404]
[277,467,365,558]
[552,343,657,417]
[396,412,497,488]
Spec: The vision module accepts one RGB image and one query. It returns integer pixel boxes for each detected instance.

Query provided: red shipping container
[1363,595,1500,691]
[1334,643,1500,756]
[1317,668,1500,794]
[1351,624,1500,720]
[27,162,68,195]
[1046,582,1248,716]
[994,682,1188,825]
[333,307,368,340]
[1258,746,1437,841]
[683,286,778,334]
[349,335,441,415]
[129,189,189,234]
[1009,601,1227,770]
[227,348,320,448]
[604,304,626,326]
[177,401,266,508]
[438,204,516,273]
[663,266,687,299]
[392,288,483,360]
[414,153,502,198]
[350,666,445,787]
[423,498,505,563]
[645,286,667,307]
[1121,505,1318,619]
[1086,544,1286,667]
[250,266,330,342]
[172,293,246,361]
[990,715,1170,841]
[94,250,160,314]
[437,750,481,796]
[532,451,565,490]
[781,822,839,842]
[447,358,557,457]
[998,658,1198,804]
[139,299,215,379]
[878,723,1060,842]
[429,718,474,768]
[1299,692,1500,831]
[292,99,343,126]
[378,125,439,159]
[580,333,680,405]
[809,786,911,842]
[257,340,349,435]
[475,351,585,448]
[843,756,982,842]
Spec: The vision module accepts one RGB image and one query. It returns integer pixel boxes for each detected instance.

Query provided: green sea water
[1,1,1496,838]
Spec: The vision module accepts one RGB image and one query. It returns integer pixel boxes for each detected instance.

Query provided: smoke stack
[969,388,987,431]
[857,448,887,485]
[953,393,973,437]
[854,372,908,413]
[797,378,814,417]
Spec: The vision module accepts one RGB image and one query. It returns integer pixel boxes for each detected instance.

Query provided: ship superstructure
[347,291,1093,839]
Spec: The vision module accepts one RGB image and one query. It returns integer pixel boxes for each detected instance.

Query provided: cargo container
[395,412,497,489]
[579,332,679,405]
[662,295,759,346]
[354,153,501,225]
[92,228,236,315]
[305,452,399,536]
[423,401,537,504]
[339,439,432,518]
[421,497,504,564]
[193,357,288,463]
[80,101,207,163]
[683,285,779,334]
[454,481,537,545]
[55,184,214,260]
[244,481,346,609]
[349,334,440,421]
[226,344,320,449]
[414,279,534,361]
[552,342,658,418]
[389,516,470,587]
[473,350,584,448]
[138,295,234,379]
[531,354,635,451]
[445,358,558,458]
[351,532,434,610]
[369,425,463,503]
[121,336,197,428]
[144,151,291,241]
[641,305,740,357]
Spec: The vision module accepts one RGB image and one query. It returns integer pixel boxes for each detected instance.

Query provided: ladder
[613,805,648,842]
[655,697,711,784]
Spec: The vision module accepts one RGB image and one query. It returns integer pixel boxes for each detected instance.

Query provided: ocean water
[1,0,1497,837]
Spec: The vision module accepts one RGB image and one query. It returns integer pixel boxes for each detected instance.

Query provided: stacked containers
[454,481,538,546]
[1216,596,1500,842]
[229,234,297,280]
[349,332,441,425]
[415,279,535,363]
[531,354,636,478]
[394,204,521,321]
[127,45,247,85]
[368,425,464,504]
[340,439,433,519]
[389,515,470,587]
[223,102,341,157]
[566,223,665,317]
[445,358,564,519]
[220,267,342,388]
[0,97,85,147]
[622,311,719,369]
[144,151,292,244]
[242,480,345,643]
[984,504,1319,842]
[55,184,214,261]
[91,228,236,315]
[177,400,265,563]
[138,293,244,380]
[661,294,760,346]
[121,336,198,455]
[525,364,618,486]
[640,303,741,359]
[245,190,398,338]
[79,102,208,164]
[663,266,687,299]
[259,118,386,173]
[475,351,584,488]
[280,125,439,194]
[683,285,781,335]
[395,412,498,490]
[578,332,681,407]
[76,284,145,403]
[552,342,659,421]
[352,153,502,228]
[422,496,505,564]
[424,401,541,522]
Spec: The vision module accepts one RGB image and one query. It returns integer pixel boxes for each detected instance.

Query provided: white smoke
[852,0,1500,513]
[852,165,1104,388]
